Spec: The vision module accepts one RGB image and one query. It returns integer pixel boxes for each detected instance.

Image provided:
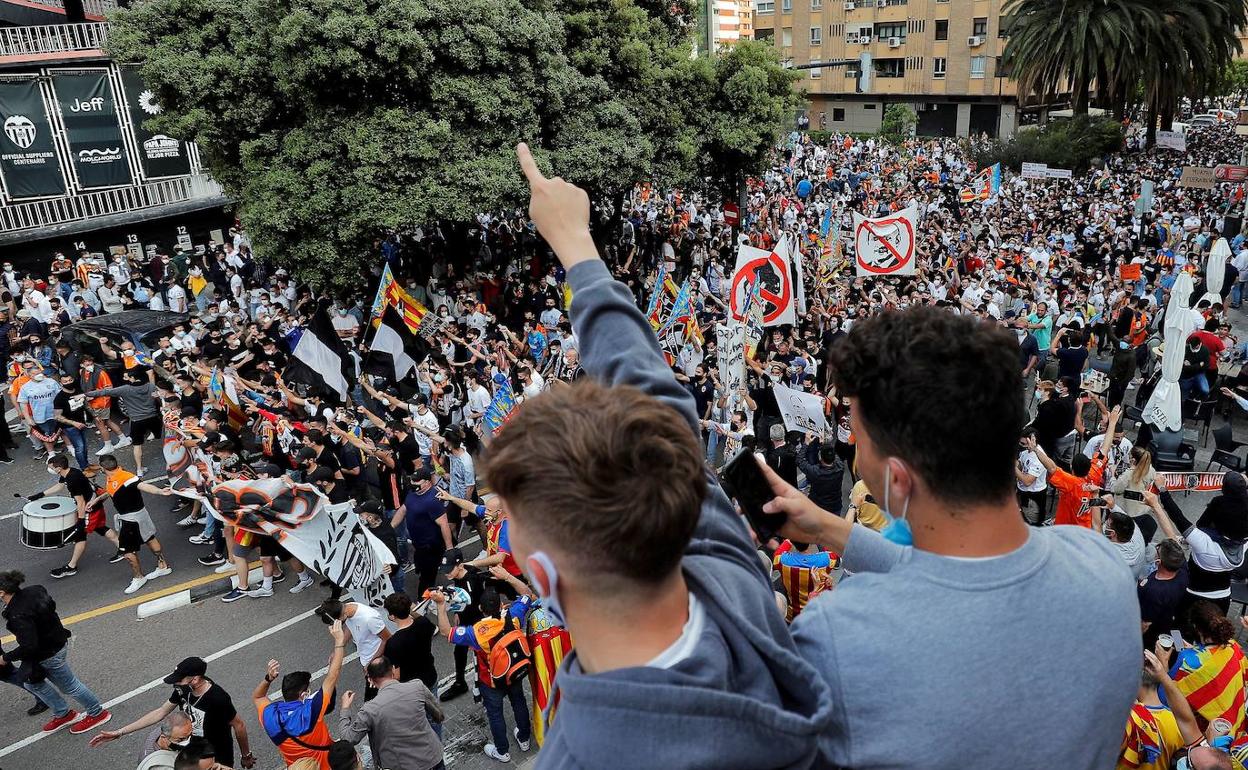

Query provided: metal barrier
[0,175,227,233]
[0,22,108,57]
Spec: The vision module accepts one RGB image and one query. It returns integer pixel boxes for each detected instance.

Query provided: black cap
[359,500,383,515]
[411,466,432,482]
[296,447,316,461]
[163,656,207,684]
[441,548,464,571]
[252,462,280,478]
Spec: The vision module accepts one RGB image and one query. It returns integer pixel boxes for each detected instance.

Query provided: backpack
[486,615,532,687]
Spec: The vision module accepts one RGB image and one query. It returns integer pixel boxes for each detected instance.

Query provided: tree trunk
[1145,94,1158,149]
[1072,72,1089,115]
[1160,101,1174,132]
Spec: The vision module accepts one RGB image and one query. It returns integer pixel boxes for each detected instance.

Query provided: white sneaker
[94,440,114,456]
[145,566,172,580]
[483,744,510,763]
[514,728,530,752]
[246,586,273,598]
[177,514,202,528]
[135,466,148,477]
[188,534,212,545]
[113,435,132,448]
[124,576,148,594]
[289,575,315,594]
[214,563,236,574]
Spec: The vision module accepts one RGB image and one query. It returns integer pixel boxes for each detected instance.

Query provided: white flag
[717,321,746,396]
[853,205,918,277]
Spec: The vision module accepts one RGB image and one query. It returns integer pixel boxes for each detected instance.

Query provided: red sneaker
[41,710,78,733]
[69,709,111,735]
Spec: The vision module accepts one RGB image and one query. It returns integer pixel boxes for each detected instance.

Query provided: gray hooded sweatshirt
[534,260,833,769]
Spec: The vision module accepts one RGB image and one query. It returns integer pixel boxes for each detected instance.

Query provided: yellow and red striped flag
[526,608,572,747]
[1172,642,1248,733]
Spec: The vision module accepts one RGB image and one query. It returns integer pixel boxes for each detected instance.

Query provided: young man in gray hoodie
[478,146,832,768]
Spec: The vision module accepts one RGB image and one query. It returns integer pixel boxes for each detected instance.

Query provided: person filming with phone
[754,306,1141,768]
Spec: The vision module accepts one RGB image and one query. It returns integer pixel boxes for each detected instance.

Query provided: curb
[137,565,265,619]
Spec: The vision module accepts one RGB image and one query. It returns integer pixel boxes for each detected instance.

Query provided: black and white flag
[284,309,355,404]
[364,304,427,383]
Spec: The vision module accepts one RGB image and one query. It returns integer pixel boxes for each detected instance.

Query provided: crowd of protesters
[0,116,1247,769]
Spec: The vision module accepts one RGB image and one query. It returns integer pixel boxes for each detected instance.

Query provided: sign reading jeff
[52,71,133,190]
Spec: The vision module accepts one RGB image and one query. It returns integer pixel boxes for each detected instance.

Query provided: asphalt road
[0,426,535,770]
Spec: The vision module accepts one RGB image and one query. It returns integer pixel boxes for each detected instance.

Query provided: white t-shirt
[1016,450,1047,492]
[345,604,387,667]
[466,384,491,423]
[405,406,440,455]
[646,592,705,669]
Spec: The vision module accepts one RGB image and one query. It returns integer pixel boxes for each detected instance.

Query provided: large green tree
[109,0,796,286]
[1003,0,1247,147]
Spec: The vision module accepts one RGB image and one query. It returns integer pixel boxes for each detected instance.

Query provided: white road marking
[0,607,318,759]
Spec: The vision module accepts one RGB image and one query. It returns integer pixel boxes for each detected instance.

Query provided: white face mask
[46,465,58,475]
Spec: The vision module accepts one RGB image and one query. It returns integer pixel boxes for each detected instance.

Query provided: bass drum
[19,497,77,550]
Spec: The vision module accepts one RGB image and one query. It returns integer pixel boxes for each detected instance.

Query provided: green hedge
[969,116,1125,174]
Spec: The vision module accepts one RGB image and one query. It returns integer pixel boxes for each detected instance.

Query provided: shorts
[71,508,108,543]
[32,420,60,443]
[116,509,157,553]
[256,535,291,560]
[128,416,163,446]
[87,404,111,422]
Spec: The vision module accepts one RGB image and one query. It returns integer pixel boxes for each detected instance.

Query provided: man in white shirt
[166,283,188,313]
[320,599,391,700]
[1083,425,1132,472]
[21,280,53,323]
[464,373,491,426]
[405,396,440,461]
[1016,433,1048,525]
[332,307,360,340]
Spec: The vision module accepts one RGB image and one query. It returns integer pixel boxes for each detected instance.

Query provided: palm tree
[1002,0,1154,116]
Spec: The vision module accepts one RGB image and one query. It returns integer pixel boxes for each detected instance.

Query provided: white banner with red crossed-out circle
[730,236,796,327]
[853,206,919,277]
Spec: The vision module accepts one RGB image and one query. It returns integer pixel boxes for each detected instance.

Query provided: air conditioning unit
[967,35,984,46]
[843,1,855,9]
[888,36,902,47]
[858,35,872,44]
[875,0,886,7]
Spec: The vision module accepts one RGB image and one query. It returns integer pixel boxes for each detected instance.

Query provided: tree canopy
[108,0,796,286]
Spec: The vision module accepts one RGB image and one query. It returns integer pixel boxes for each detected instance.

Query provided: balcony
[11,0,114,19]
[0,21,107,64]
[0,175,229,238]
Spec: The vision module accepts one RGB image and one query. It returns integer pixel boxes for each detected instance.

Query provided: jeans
[22,646,104,718]
[199,511,220,540]
[194,289,210,313]
[705,428,720,464]
[480,679,531,755]
[62,425,88,469]
[1181,372,1210,400]
[1234,279,1248,308]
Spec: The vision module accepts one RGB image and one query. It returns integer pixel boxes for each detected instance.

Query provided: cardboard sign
[1022,162,1048,179]
[1119,263,1142,281]
[1180,166,1216,189]
[1158,131,1187,151]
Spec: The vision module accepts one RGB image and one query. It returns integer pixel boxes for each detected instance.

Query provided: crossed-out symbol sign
[731,252,792,324]
[855,214,915,274]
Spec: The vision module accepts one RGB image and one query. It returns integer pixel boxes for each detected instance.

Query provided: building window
[933,57,946,78]
[810,26,822,44]
[757,0,774,12]
[997,14,1008,37]
[811,67,822,78]
[782,0,792,11]
[970,55,986,77]
[972,17,987,36]
[875,58,905,78]
[875,22,905,40]
[756,27,775,41]
[934,19,948,40]
[812,0,821,8]
[864,103,877,110]
[833,108,846,121]
[782,27,793,46]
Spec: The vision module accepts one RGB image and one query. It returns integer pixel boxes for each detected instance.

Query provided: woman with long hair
[1112,446,1158,544]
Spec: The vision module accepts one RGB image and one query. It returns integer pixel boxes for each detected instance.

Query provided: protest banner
[1154,472,1225,493]
[1180,166,1216,189]
[731,241,795,326]
[774,382,828,435]
[1158,131,1187,151]
[853,205,918,277]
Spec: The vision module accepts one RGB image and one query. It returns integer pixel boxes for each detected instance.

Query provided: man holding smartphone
[757,305,1140,768]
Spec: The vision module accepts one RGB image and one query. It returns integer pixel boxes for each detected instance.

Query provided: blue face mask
[880,463,914,547]
[526,551,567,627]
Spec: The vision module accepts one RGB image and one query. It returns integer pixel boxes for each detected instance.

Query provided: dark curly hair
[828,306,1024,505]
[1188,600,1236,646]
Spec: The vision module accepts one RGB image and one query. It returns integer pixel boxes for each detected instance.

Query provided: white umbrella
[1201,237,1231,308]
[1144,271,1196,431]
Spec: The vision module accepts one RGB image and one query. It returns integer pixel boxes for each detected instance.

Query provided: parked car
[63,310,189,378]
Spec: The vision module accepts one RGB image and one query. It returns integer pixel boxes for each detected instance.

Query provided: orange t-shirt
[258,689,333,770]
[1049,456,1106,528]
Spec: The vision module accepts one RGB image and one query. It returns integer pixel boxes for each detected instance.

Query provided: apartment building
[753,0,1018,138]
[701,0,755,52]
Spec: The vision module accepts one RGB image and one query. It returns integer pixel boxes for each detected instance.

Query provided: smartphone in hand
[720,450,788,541]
